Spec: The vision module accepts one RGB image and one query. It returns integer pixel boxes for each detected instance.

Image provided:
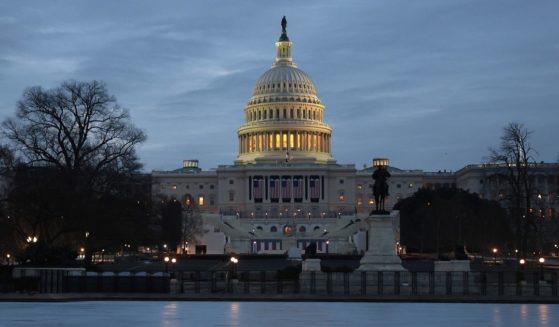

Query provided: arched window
[299,226,306,233]
[270,226,278,232]
[256,226,263,231]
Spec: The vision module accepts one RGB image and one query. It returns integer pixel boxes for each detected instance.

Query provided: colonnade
[239,131,331,154]
[246,107,323,122]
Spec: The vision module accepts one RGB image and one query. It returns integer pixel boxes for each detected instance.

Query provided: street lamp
[326,240,330,254]
[164,256,170,272]
[171,257,177,278]
[492,247,498,265]
[230,256,239,279]
[538,257,545,281]
[518,258,526,282]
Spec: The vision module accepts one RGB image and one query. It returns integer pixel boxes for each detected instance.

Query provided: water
[0,301,557,326]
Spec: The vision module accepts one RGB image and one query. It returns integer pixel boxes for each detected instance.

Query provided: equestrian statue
[371,165,391,214]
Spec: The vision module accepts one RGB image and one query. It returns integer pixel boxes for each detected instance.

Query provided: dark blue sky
[1,1,558,171]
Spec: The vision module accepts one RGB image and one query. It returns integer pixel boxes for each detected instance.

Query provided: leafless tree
[2,80,145,187]
[0,80,147,255]
[488,122,538,256]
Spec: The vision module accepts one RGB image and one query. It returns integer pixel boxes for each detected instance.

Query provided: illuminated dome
[236,17,334,165]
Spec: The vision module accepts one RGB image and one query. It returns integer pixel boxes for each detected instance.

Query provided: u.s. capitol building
[152,19,558,255]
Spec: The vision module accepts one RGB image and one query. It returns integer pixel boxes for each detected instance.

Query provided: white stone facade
[152,20,559,255]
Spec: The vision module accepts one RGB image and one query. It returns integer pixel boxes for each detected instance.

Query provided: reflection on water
[520,304,529,323]
[538,304,549,326]
[0,302,557,327]
[229,302,240,327]
[161,302,178,327]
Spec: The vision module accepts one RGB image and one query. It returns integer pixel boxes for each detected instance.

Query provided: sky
[0,0,558,172]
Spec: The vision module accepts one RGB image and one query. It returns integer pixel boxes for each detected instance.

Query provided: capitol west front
[152,20,559,255]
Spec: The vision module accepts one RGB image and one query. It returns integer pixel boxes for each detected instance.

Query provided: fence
[6,269,559,298]
[176,270,559,297]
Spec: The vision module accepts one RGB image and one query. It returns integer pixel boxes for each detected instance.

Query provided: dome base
[235,151,336,165]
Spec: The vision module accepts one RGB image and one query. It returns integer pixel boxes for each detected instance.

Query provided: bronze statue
[371,166,390,213]
[281,16,287,32]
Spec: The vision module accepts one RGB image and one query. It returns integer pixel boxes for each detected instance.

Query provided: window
[229,179,234,185]
[209,196,215,205]
[357,197,363,206]
[339,179,344,184]
[229,191,234,202]
[338,191,345,202]
[198,196,204,206]
[396,184,401,189]
[199,185,204,189]
[299,226,306,233]
[368,197,374,205]
[210,185,214,190]
[256,226,263,231]
[270,226,277,232]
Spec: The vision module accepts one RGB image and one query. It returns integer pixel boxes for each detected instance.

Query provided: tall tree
[395,188,512,254]
[0,80,147,260]
[154,195,203,252]
[2,80,145,183]
[488,122,537,256]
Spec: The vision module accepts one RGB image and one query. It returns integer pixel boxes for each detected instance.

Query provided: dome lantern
[273,16,296,68]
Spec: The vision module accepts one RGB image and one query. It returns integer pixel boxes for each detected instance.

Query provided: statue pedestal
[358,211,406,271]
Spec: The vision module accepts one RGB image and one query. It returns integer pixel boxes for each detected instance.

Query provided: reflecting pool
[0,301,557,326]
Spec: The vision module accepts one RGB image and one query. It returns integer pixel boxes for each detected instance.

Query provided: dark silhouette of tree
[487,122,538,256]
[2,80,145,177]
[395,188,512,255]
[0,80,147,263]
[154,195,203,252]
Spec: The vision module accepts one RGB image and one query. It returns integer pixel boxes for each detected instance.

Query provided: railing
[174,270,559,297]
[9,269,559,298]
[220,209,356,219]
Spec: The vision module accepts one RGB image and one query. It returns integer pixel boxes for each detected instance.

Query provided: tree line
[0,80,199,265]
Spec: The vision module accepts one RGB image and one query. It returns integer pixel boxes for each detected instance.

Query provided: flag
[310,177,320,199]
[270,178,281,199]
[293,177,303,200]
[253,178,263,200]
[282,177,291,199]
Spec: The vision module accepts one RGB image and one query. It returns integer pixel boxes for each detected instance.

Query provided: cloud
[0,0,558,171]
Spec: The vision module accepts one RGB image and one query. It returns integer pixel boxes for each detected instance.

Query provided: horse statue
[371,166,390,214]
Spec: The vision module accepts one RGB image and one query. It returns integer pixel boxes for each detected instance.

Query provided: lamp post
[538,257,545,281]
[492,247,498,265]
[519,258,526,282]
[171,257,177,279]
[326,240,330,254]
[230,256,239,279]
[164,256,170,273]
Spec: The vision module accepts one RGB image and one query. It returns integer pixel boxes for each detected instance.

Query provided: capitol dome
[236,18,334,165]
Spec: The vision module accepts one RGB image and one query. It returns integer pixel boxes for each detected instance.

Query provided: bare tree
[2,80,145,185]
[0,80,147,257]
[488,122,537,256]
